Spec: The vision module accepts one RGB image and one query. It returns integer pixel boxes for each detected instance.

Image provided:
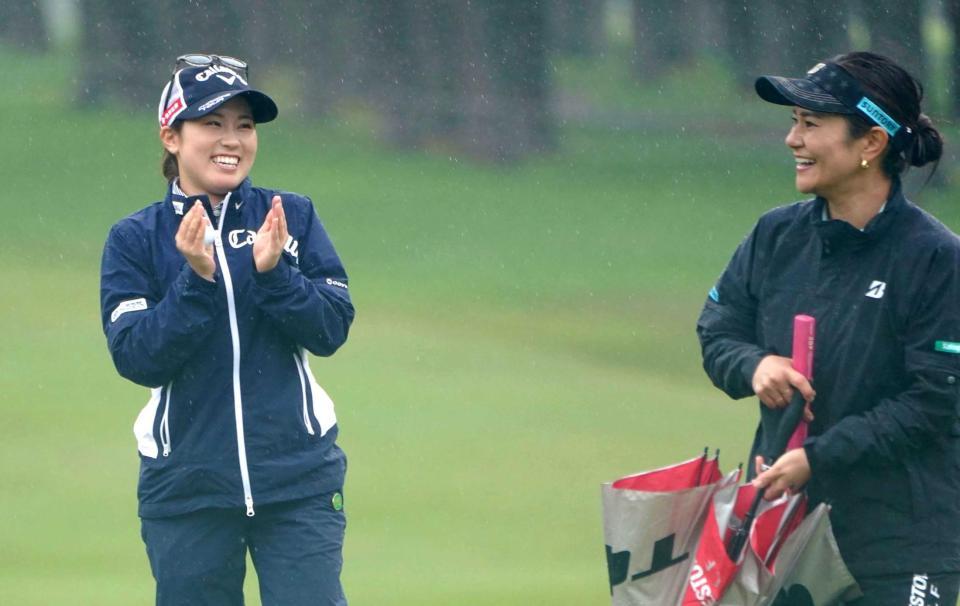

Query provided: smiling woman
[160,98,259,205]
[99,54,355,606]
[697,51,960,606]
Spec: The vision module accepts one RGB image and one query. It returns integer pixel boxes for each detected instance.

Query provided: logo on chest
[865,280,887,299]
[227,229,300,261]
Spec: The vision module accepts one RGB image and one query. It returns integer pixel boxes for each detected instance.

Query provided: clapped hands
[253,195,288,273]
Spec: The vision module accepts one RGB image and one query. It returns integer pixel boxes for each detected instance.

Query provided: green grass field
[2,47,960,604]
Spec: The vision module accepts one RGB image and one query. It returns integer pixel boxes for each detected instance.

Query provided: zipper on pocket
[294,353,315,435]
[160,382,173,457]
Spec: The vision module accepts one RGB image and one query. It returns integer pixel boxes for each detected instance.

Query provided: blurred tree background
[7,0,959,161]
[4,1,960,605]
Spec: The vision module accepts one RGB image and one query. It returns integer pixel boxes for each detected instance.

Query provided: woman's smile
[212,154,240,170]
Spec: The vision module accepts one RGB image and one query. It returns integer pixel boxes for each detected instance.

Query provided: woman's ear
[159,126,180,155]
[861,126,889,164]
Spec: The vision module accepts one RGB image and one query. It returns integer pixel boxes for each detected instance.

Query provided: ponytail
[907,113,943,168]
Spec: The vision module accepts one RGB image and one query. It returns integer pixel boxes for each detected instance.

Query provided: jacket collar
[165,178,253,217]
[810,177,905,246]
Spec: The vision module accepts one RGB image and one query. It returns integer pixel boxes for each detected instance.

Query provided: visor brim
[755,75,853,115]
[176,89,278,124]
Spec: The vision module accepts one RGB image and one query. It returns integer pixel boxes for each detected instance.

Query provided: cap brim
[177,89,279,124]
[755,76,853,114]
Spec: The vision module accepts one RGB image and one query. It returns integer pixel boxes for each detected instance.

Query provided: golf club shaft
[725,390,806,560]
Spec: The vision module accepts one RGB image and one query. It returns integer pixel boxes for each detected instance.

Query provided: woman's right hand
[175,201,216,282]
[752,355,816,421]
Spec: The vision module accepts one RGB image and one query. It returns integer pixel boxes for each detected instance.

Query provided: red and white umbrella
[603,454,859,605]
[603,450,738,604]
[603,315,861,605]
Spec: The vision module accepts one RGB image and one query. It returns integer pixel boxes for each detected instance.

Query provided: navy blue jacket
[697,181,960,577]
[100,178,354,518]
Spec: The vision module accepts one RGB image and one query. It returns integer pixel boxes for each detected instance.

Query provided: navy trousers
[141,491,346,606]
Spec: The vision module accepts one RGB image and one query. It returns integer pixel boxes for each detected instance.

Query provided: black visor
[755,73,853,115]
[755,61,912,148]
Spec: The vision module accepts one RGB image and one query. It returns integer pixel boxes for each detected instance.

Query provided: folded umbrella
[602,450,739,605]
[682,480,859,605]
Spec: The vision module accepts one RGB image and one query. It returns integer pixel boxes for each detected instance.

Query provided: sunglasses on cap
[175,53,249,79]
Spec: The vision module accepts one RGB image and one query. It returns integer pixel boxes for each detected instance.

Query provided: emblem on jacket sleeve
[935,341,960,355]
[111,298,148,323]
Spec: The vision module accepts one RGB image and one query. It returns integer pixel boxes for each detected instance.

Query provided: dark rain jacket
[697,179,960,577]
[100,178,353,518]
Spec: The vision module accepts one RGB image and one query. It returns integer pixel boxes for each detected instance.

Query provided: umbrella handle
[765,390,808,463]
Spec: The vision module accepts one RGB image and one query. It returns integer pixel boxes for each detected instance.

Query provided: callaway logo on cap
[158,64,278,127]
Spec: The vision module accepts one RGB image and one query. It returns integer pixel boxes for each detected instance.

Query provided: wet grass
[2,44,960,604]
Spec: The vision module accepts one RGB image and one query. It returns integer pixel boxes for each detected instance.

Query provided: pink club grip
[786,315,815,450]
[791,315,815,380]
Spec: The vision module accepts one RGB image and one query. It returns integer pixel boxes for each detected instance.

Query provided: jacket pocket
[133,382,173,458]
[133,387,162,458]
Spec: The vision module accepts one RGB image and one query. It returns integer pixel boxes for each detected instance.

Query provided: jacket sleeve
[804,243,960,472]
[100,222,221,388]
[696,221,769,399]
[250,198,354,356]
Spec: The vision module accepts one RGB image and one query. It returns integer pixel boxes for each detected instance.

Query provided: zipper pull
[245,497,255,517]
[161,420,171,457]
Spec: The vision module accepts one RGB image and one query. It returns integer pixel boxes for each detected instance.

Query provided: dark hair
[832,51,943,178]
[161,122,183,182]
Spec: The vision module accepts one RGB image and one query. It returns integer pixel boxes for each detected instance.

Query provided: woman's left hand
[752,448,811,501]
[254,195,288,273]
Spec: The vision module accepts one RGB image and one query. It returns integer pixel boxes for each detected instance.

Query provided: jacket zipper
[160,382,173,457]
[212,193,256,517]
[294,353,315,435]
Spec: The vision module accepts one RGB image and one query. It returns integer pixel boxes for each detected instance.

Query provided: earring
[860,158,870,169]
